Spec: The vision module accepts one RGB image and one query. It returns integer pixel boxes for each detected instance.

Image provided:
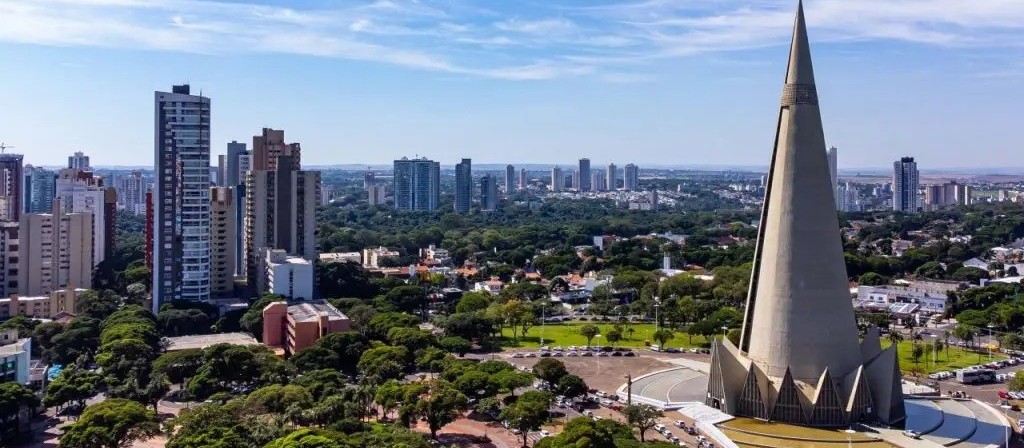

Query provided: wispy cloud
[1,0,1023,81]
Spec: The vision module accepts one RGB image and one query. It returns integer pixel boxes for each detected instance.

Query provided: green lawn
[885,340,1006,374]
[499,322,714,349]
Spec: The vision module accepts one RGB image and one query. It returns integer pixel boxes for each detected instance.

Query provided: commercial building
[68,151,90,170]
[225,141,249,188]
[454,158,472,214]
[153,84,212,310]
[0,153,24,222]
[262,300,350,356]
[244,154,320,295]
[19,212,93,296]
[590,171,605,192]
[367,182,386,206]
[252,128,301,172]
[0,223,17,298]
[210,187,236,298]
[707,4,905,427]
[393,157,440,211]
[856,284,948,315]
[505,165,515,193]
[480,174,498,211]
[362,246,399,268]
[319,252,362,264]
[0,329,30,384]
[264,249,314,300]
[893,156,919,213]
[578,158,591,191]
[550,167,563,192]
[55,169,116,265]
[606,163,618,191]
[0,288,89,319]
[624,163,639,191]
[24,166,56,214]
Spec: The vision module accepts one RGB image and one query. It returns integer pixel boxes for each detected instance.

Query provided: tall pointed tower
[706,1,905,427]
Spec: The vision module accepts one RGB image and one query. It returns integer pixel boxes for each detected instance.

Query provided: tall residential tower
[893,157,919,213]
[454,158,472,214]
[393,158,440,211]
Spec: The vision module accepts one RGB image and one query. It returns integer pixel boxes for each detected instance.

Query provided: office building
[606,163,618,191]
[367,183,387,206]
[578,158,591,191]
[68,151,90,170]
[263,248,314,300]
[505,165,515,193]
[624,163,639,191]
[24,166,56,214]
[393,158,440,211]
[893,157,919,213]
[454,158,472,214]
[262,300,350,357]
[707,4,904,427]
[118,170,147,216]
[0,223,17,298]
[19,212,93,296]
[210,187,236,298]
[550,167,563,192]
[826,146,839,209]
[55,169,116,265]
[518,169,527,190]
[480,174,498,211]
[225,141,249,187]
[0,154,24,222]
[252,128,300,172]
[215,155,226,185]
[153,84,212,310]
[363,171,375,188]
[0,330,30,384]
[244,154,320,295]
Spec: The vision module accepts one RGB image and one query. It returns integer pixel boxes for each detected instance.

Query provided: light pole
[988,324,995,362]
[654,300,660,331]
[596,334,602,375]
[540,306,546,347]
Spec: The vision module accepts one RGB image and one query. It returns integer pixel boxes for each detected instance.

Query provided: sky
[2,0,1024,170]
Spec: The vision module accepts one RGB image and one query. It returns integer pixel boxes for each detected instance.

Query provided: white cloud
[494,18,577,35]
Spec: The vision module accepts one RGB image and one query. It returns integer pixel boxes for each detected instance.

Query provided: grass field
[885,340,1006,374]
[499,322,714,349]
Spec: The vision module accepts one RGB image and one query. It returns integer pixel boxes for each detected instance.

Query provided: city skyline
[3,1,1024,169]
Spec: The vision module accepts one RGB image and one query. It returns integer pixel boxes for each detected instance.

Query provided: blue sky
[1,0,1023,169]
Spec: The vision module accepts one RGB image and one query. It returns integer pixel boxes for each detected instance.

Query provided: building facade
[19,212,93,296]
[893,156,919,213]
[454,158,472,214]
[518,169,527,190]
[210,187,236,298]
[606,163,618,191]
[624,163,639,191]
[393,158,440,211]
[118,170,147,216]
[480,174,498,211]
[252,128,301,172]
[578,158,591,191]
[55,169,116,266]
[0,223,17,298]
[0,288,89,319]
[550,167,563,192]
[24,166,56,214]
[68,151,90,170]
[0,154,24,222]
[0,330,30,385]
[924,181,972,210]
[153,84,212,310]
[225,141,248,188]
[367,183,386,206]
[504,165,515,193]
[262,301,350,357]
[264,249,314,300]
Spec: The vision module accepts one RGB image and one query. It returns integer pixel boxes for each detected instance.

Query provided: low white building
[857,284,949,314]
[0,329,30,385]
[474,277,504,294]
[319,252,362,264]
[362,246,399,268]
[265,249,314,300]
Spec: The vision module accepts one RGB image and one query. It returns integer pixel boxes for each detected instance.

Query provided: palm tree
[887,331,904,345]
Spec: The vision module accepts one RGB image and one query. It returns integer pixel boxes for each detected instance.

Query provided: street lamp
[654,301,660,331]
[988,324,995,362]
[596,335,603,375]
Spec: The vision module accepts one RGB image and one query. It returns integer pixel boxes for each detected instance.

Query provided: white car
[654,424,667,432]
[539,430,550,438]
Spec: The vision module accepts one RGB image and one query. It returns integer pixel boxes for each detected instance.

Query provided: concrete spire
[739,0,861,383]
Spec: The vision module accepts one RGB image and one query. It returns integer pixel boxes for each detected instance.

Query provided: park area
[499,321,714,349]
[885,340,1006,374]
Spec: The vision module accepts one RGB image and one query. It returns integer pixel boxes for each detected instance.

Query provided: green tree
[0,382,40,431]
[455,292,492,313]
[45,366,103,411]
[245,384,313,415]
[455,369,498,398]
[439,336,472,356]
[357,346,409,384]
[532,358,568,385]
[153,349,204,386]
[652,328,675,347]
[605,327,623,345]
[59,399,160,448]
[263,428,346,448]
[1010,374,1024,392]
[293,369,348,401]
[555,374,588,399]
[412,381,469,439]
[579,324,600,348]
[374,380,406,421]
[239,295,281,340]
[499,391,552,448]
[622,404,663,442]
[953,324,976,350]
[911,344,924,369]
[858,272,888,286]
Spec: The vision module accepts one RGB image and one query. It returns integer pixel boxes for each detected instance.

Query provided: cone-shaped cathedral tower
[706,1,906,427]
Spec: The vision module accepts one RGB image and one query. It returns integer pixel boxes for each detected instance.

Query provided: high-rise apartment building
[606,163,618,191]
[572,171,580,191]
[367,183,387,206]
[253,128,301,172]
[24,166,56,214]
[226,141,248,188]
[210,187,236,298]
[518,169,527,191]
[550,167,563,192]
[504,165,515,194]
[578,158,591,191]
[118,170,147,216]
[19,212,93,296]
[591,171,605,192]
[893,157,919,213]
[624,163,639,191]
[244,155,320,295]
[216,155,226,186]
[924,181,972,210]
[0,223,18,297]
[68,151,90,170]
[55,169,116,266]
[454,158,472,214]
[393,158,440,211]
[153,84,212,310]
[826,146,838,208]
[480,174,498,211]
[0,154,24,222]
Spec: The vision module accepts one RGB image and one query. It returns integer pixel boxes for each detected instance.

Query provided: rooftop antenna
[0,143,13,154]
